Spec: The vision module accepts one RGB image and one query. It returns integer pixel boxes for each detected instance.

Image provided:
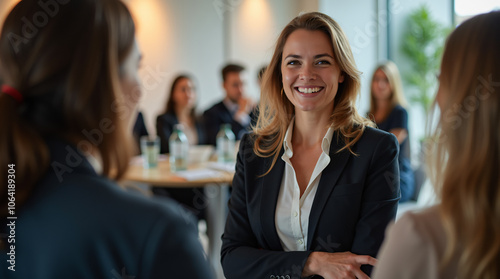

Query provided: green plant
[401,5,450,115]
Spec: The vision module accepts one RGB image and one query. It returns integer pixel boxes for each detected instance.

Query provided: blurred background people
[156,74,206,153]
[203,64,255,145]
[154,74,207,220]
[373,11,500,279]
[368,61,415,202]
[0,1,212,278]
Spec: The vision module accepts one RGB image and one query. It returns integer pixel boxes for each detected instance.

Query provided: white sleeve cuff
[234,112,251,127]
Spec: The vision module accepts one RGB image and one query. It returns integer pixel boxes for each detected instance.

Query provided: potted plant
[401,5,450,116]
[400,5,451,200]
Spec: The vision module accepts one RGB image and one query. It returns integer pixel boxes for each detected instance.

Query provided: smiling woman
[281,29,344,115]
[221,12,400,279]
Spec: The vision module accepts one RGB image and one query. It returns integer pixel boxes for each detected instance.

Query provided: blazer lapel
[306,134,350,250]
[260,150,285,251]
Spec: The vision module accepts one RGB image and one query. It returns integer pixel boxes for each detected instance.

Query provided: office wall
[123,0,226,134]
[227,0,318,101]
[319,0,381,115]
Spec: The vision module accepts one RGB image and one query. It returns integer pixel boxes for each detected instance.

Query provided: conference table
[123,154,234,279]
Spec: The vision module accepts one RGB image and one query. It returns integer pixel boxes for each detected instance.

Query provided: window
[455,0,500,25]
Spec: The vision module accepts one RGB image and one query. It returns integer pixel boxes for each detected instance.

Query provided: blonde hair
[254,12,373,175]
[428,11,500,279]
[0,0,136,216]
[368,61,407,117]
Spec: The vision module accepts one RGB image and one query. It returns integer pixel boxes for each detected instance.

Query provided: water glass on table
[140,136,160,169]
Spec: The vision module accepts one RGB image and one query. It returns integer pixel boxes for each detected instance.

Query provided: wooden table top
[123,156,234,187]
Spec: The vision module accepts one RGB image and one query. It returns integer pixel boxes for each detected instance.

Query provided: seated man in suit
[203,64,255,145]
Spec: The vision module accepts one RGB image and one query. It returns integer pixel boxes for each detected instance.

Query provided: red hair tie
[1,85,23,104]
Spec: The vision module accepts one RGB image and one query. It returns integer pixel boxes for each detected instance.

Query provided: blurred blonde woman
[221,12,400,279]
[373,11,500,279]
[369,61,415,202]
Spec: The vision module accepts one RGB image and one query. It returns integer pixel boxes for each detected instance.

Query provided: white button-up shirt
[275,118,334,251]
[223,98,251,127]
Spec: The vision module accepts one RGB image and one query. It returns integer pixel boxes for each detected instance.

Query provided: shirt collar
[223,97,239,114]
[283,119,295,158]
[322,125,335,154]
[283,117,335,158]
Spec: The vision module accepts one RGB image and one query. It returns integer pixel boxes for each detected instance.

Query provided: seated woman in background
[368,61,415,202]
[373,11,500,279]
[155,75,207,220]
[156,74,206,153]
[0,1,212,278]
[221,12,400,279]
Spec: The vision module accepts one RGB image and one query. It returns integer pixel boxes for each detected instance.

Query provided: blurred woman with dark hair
[156,74,206,153]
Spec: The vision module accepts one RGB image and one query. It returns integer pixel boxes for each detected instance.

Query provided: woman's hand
[302,251,377,279]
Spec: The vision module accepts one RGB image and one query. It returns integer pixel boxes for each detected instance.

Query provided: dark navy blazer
[221,127,400,279]
[203,101,250,145]
[0,139,213,279]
